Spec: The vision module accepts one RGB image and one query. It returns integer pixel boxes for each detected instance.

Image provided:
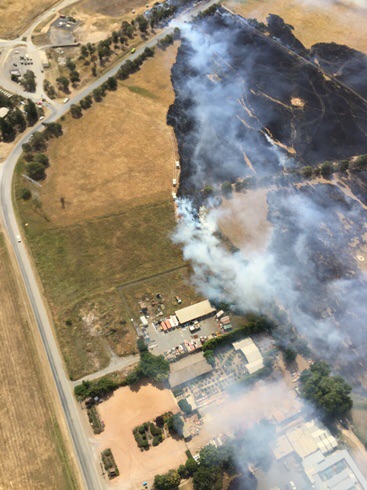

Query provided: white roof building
[232,337,264,374]
[0,107,10,118]
[175,300,215,325]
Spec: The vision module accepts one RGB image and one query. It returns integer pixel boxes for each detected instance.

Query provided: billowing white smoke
[173,198,274,310]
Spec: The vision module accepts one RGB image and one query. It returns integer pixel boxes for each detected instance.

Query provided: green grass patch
[126,85,158,99]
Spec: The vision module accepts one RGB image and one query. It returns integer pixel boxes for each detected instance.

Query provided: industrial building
[175,300,216,325]
[269,419,367,490]
[169,352,213,389]
[232,337,264,374]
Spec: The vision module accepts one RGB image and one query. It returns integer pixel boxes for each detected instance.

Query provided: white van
[63,97,69,103]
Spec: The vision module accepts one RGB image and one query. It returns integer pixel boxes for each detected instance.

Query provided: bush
[221,181,232,196]
[320,161,334,177]
[301,166,313,178]
[152,436,160,446]
[339,160,349,172]
[155,415,164,427]
[150,422,162,436]
[139,425,146,434]
[20,188,31,200]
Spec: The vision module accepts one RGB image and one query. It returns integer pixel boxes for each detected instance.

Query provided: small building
[140,315,148,327]
[232,338,264,374]
[186,394,198,411]
[169,352,213,389]
[0,107,9,119]
[175,300,216,325]
[39,50,50,68]
[182,421,191,441]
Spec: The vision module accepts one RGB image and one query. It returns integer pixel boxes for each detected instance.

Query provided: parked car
[16,235,21,243]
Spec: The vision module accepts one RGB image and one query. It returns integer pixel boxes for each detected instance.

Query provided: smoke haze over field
[170,11,367,387]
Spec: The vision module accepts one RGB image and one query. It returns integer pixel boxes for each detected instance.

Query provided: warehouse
[175,300,216,325]
[232,338,264,374]
[169,352,213,389]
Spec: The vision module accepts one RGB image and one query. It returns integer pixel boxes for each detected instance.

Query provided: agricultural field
[14,45,194,380]
[0,0,57,38]
[224,0,367,51]
[94,383,187,490]
[0,233,76,489]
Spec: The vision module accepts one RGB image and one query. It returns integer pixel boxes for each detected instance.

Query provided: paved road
[0,1,217,489]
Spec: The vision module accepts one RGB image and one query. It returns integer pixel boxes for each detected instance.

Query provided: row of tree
[0,98,39,143]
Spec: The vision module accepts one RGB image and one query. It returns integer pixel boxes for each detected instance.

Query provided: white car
[172,178,177,186]
[16,235,21,243]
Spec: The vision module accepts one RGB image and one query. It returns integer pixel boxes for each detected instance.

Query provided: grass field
[15,45,192,380]
[224,0,367,52]
[0,232,77,489]
[0,0,57,39]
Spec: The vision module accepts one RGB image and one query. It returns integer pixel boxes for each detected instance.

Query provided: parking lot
[6,47,35,79]
[146,316,219,355]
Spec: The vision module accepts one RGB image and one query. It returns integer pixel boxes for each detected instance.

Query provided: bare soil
[0,0,57,38]
[224,0,367,52]
[0,232,77,489]
[95,383,187,489]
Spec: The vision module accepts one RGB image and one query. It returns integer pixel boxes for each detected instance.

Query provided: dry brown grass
[0,0,57,39]
[0,233,77,489]
[44,46,179,227]
[15,45,185,379]
[95,383,187,490]
[224,0,367,51]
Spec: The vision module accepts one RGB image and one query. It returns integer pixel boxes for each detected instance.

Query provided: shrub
[155,415,164,427]
[152,436,160,446]
[20,188,31,200]
[139,425,146,434]
[150,422,162,436]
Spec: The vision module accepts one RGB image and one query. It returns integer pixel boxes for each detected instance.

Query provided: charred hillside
[167,9,367,195]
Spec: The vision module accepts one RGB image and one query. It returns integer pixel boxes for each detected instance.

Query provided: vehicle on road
[63,98,69,103]
[16,234,21,243]
[131,48,136,53]
[172,178,177,186]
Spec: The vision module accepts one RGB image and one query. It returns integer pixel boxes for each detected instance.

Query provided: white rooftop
[232,337,264,374]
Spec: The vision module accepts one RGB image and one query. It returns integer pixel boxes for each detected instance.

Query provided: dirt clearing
[0,0,57,39]
[95,383,187,489]
[217,189,272,255]
[224,0,367,52]
[0,232,76,489]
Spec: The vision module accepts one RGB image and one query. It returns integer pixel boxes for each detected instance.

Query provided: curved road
[0,1,216,489]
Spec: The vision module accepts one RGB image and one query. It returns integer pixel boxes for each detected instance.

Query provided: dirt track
[0,231,76,489]
[95,383,187,489]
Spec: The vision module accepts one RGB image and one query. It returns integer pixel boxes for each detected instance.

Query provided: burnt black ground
[168,8,367,387]
[168,9,367,195]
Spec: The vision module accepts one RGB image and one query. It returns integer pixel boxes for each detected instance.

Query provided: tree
[137,338,148,352]
[106,76,117,91]
[70,70,80,84]
[301,166,313,178]
[320,161,334,177]
[56,76,70,92]
[20,70,36,92]
[70,104,82,118]
[20,188,32,200]
[185,458,199,476]
[167,413,184,435]
[139,351,169,381]
[193,466,222,490]
[203,185,213,197]
[339,160,349,172]
[93,87,103,102]
[66,58,76,71]
[25,99,38,125]
[43,122,62,138]
[136,15,149,33]
[178,398,192,414]
[144,46,154,57]
[26,161,46,181]
[199,444,221,468]
[80,96,93,109]
[221,181,232,196]
[12,108,27,132]
[283,347,297,364]
[300,361,353,419]
[0,118,15,141]
[30,132,47,151]
[203,349,215,366]
[34,153,49,166]
[153,470,180,490]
